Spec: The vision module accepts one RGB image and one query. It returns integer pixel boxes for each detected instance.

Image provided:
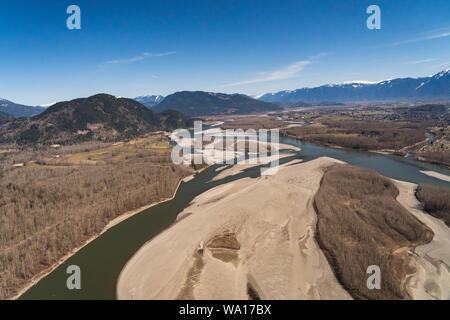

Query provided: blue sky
[0,0,449,105]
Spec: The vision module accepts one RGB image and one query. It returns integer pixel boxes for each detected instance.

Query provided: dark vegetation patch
[207,233,241,250]
[247,283,261,300]
[396,104,448,121]
[416,184,450,227]
[417,149,450,167]
[314,165,434,299]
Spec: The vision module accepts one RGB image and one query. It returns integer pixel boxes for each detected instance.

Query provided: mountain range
[1,69,448,127]
[0,99,46,117]
[134,95,165,108]
[153,91,281,116]
[0,110,14,124]
[0,94,192,145]
[258,69,450,103]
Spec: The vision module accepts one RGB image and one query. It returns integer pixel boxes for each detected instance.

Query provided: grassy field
[26,134,171,167]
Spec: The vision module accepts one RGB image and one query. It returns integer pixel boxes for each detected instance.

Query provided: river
[20,136,450,299]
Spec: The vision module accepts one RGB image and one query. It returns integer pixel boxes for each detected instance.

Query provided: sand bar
[420,170,450,182]
[117,157,352,300]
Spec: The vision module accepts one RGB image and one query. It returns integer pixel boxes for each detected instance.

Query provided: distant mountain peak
[433,68,450,79]
[133,95,165,108]
[134,95,164,102]
[258,69,450,103]
[0,99,46,117]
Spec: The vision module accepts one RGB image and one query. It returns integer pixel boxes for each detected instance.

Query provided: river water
[20,136,450,299]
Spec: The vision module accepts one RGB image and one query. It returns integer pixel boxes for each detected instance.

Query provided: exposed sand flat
[420,170,450,182]
[394,180,450,300]
[117,157,352,300]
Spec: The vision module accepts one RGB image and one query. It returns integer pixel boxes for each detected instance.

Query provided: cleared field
[25,134,171,167]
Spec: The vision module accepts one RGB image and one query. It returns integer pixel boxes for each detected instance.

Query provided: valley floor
[395,180,450,299]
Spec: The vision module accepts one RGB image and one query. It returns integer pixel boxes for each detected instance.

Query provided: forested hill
[0,94,192,145]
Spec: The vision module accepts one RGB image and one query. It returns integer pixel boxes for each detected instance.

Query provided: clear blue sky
[1,0,449,105]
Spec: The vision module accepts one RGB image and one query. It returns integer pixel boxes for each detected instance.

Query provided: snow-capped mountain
[231,93,259,99]
[0,99,46,117]
[258,69,450,103]
[134,95,165,108]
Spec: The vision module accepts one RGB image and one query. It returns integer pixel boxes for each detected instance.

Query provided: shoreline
[394,179,450,299]
[12,168,200,300]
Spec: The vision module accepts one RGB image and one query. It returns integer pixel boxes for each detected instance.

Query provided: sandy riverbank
[117,157,352,300]
[394,180,450,300]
